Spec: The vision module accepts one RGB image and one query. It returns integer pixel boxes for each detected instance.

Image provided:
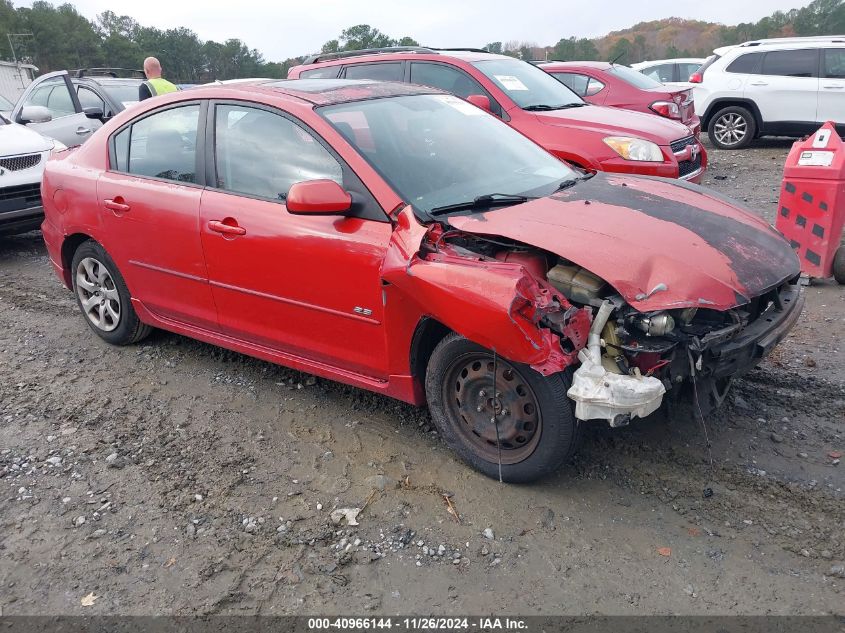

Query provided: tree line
[0,0,842,81]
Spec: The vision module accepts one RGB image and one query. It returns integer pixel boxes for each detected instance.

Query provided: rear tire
[71,240,152,345]
[425,332,580,483]
[833,245,845,285]
[707,106,756,150]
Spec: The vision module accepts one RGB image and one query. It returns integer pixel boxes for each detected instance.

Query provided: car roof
[715,37,845,56]
[631,58,705,67]
[540,61,614,70]
[185,78,443,106]
[299,47,511,67]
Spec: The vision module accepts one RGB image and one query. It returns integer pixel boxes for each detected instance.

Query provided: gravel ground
[0,138,843,616]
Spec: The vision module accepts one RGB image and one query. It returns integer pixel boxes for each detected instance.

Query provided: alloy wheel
[75,257,121,332]
[713,112,748,147]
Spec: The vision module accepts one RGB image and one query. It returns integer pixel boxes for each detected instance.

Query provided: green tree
[484,42,503,54]
[608,37,633,63]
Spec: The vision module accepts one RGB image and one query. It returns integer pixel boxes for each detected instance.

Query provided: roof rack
[429,47,491,54]
[72,67,145,79]
[303,46,437,65]
[740,35,845,47]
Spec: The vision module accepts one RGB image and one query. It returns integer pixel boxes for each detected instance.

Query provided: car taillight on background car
[649,101,680,119]
[689,71,703,83]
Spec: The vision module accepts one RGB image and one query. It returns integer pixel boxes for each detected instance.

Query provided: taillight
[689,72,703,83]
[649,101,681,119]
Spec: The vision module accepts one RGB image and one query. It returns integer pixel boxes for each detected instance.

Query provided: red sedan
[41,79,802,482]
[289,49,706,182]
[539,61,702,138]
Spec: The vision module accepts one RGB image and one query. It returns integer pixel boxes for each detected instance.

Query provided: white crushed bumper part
[567,350,666,426]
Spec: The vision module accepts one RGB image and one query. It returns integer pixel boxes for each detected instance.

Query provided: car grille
[0,183,42,213]
[670,136,696,153]
[0,153,42,172]
[678,153,703,178]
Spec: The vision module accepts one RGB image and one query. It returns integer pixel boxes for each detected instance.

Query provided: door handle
[76,126,92,135]
[104,197,130,213]
[749,81,768,86]
[822,84,844,89]
[208,219,246,236]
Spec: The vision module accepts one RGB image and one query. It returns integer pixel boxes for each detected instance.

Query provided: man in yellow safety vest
[139,57,179,101]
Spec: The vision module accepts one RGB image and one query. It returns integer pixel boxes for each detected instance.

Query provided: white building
[0,60,38,103]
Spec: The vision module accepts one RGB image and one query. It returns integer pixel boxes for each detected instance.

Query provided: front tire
[425,333,580,483]
[71,240,152,345]
[708,106,756,150]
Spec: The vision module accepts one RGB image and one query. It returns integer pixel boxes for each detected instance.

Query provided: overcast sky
[19,0,808,60]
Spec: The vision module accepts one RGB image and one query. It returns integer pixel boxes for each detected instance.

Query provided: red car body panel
[540,61,701,136]
[288,52,706,182]
[40,81,798,413]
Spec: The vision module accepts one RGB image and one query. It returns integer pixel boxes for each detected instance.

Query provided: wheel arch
[702,99,763,134]
[60,233,95,288]
[409,316,453,397]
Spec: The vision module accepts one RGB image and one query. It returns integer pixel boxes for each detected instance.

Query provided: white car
[0,112,65,235]
[691,36,845,149]
[631,58,705,84]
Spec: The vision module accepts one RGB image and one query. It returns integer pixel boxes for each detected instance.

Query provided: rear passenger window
[822,49,845,78]
[409,62,501,115]
[299,67,340,79]
[553,73,589,96]
[112,105,200,183]
[726,52,763,74]
[761,49,817,77]
[344,63,403,81]
[213,104,342,201]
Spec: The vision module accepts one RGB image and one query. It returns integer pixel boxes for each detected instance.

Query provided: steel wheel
[713,112,748,147]
[75,256,121,332]
[442,352,542,465]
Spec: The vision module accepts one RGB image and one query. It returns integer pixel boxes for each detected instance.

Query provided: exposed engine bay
[416,224,803,426]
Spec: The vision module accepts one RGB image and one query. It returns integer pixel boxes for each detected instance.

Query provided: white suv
[692,36,845,149]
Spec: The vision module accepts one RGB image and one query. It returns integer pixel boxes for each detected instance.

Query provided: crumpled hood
[0,120,53,156]
[533,105,692,144]
[447,173,800,312]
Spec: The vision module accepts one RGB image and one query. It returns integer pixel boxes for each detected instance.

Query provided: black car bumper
[703,283,804,379]
[0,204,44,235]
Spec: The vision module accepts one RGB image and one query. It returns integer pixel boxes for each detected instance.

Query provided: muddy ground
[0,138,843,616]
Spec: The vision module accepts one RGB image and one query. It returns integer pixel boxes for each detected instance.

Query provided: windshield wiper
[429,193,533,216]
[523,103,587,111]
[555,172,596,191]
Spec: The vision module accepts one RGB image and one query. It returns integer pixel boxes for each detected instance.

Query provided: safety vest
[143,77,178,97]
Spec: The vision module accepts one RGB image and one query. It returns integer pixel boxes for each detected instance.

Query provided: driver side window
[213,104,342,201]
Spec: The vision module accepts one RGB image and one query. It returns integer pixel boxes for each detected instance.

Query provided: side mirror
[466,94,492,113]
[83,106,104,120]
[19,105,52,124]
[287,179,352,216]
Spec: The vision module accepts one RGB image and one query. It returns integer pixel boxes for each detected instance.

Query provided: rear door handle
[76,126,92,135]
[749,81,768,86]
[208,219,246,236]
[822,84,844,89]
[104,198,130,213]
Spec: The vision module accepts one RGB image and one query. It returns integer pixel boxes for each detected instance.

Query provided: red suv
[538,61,702,137]
[41,80,800,482]
[289,48,706,182]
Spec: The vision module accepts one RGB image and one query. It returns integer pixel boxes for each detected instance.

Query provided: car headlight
[50,139,67,154]
[603,136,664,162]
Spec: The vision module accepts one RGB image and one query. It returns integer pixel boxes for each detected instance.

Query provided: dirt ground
[1,138,843,616]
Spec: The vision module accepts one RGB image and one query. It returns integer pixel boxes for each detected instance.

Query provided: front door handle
[104,197,130,213]
[822,84,844,89]
[76,126,92,135]
[749,81,768,86]
[208,219,246,236]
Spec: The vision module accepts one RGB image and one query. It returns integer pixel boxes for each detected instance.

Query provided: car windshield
[607,65,664,89]
[100,82,141,108]
[319,94,576,218]
[472,58,583,109]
